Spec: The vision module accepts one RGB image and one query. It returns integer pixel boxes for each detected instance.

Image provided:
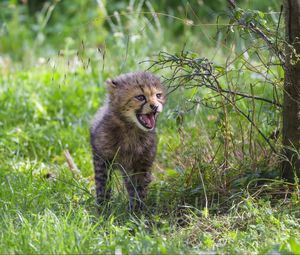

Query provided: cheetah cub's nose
[150,104,158,112]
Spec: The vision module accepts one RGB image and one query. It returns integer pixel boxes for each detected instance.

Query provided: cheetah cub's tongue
[139,113,156,129]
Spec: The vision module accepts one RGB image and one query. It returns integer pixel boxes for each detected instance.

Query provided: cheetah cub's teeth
[137,113,156,129]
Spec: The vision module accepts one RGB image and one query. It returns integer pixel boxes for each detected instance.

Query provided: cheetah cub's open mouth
[136,112,157,130]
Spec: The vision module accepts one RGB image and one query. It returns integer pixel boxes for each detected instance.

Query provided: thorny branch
[149,51,279,153]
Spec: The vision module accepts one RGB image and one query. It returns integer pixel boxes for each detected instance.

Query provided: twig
[225,97,277,153]
[64,150,81,177]
[217,88,282,107]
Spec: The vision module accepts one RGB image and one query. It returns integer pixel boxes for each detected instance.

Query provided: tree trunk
[282,0,300,180]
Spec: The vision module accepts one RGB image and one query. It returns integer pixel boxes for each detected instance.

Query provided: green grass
[1,65,300,255]
[1,1,300,254]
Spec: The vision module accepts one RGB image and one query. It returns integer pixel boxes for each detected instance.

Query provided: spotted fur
[90,71,166,210]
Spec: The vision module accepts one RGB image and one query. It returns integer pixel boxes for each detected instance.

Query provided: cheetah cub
[90,71,166,210]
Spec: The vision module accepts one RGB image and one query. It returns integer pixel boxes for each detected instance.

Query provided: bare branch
[149,50,279,153]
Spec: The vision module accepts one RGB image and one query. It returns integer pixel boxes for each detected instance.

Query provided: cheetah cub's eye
[135,95,146,101]
[156,93,162,99]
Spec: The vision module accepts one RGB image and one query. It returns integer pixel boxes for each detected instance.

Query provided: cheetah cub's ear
[106,78,118,88]
[106,78,119,94]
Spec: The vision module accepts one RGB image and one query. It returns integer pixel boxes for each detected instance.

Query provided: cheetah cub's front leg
[124,171,152,210]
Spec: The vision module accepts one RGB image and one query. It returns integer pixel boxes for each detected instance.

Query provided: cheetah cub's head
[106,71,166,131]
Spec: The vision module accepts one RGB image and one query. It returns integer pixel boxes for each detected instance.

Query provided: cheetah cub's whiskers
[90,71,166,210]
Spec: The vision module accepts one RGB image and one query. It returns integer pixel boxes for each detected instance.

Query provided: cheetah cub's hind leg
[124,171,152,211]
[93,154,112,207]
